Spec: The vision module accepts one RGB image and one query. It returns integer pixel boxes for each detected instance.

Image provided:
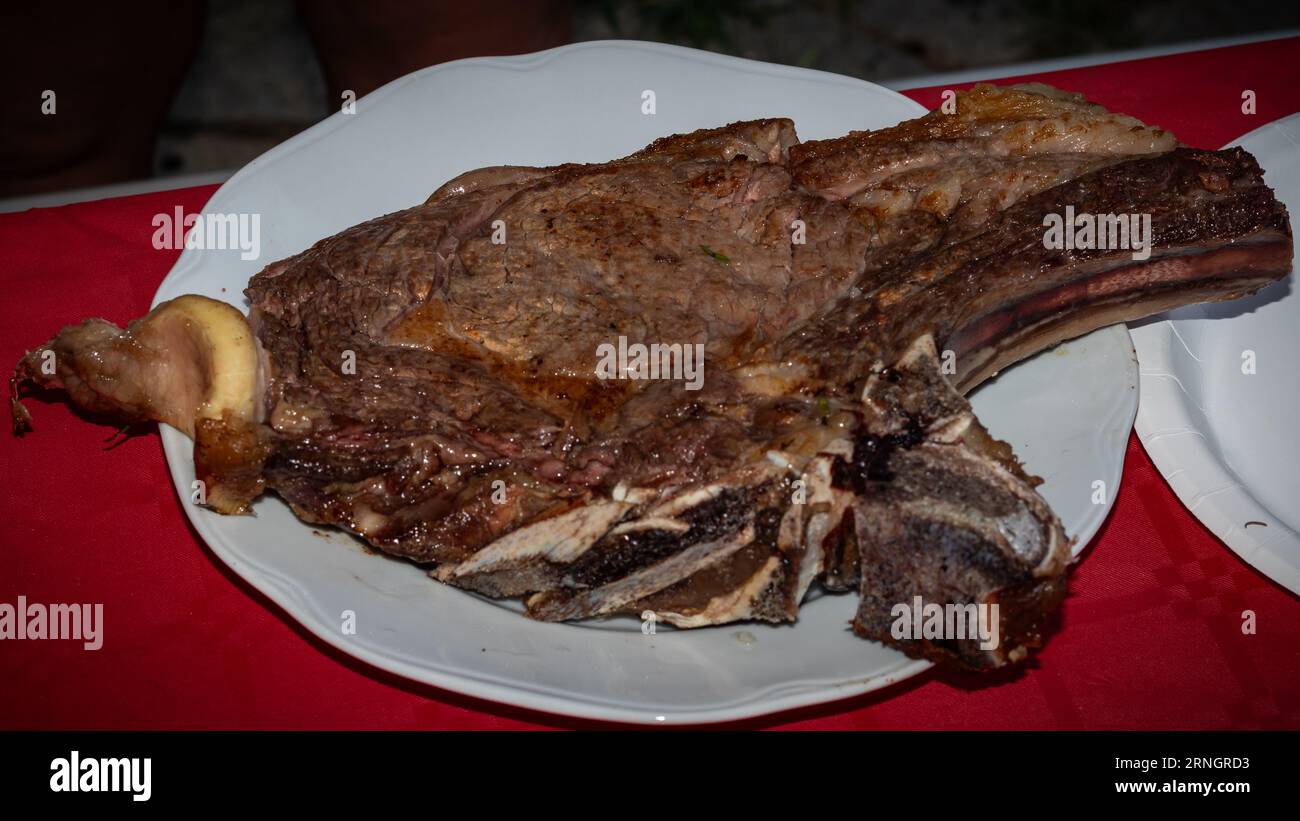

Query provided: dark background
[2,0,1297,198]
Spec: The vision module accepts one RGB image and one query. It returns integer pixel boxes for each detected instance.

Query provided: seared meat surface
[13,84,1292,669]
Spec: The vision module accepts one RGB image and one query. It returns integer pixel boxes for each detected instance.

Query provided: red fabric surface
[2,37,1298,730]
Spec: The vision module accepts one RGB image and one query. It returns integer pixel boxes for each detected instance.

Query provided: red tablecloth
[2,37,1298,730]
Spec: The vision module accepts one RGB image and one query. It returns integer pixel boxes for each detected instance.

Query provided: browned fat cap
[12,295,266,513]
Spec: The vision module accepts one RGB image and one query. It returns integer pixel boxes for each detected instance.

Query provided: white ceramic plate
[153,41,1134,724]
[1131,114,1300,596]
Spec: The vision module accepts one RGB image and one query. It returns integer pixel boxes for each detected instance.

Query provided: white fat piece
[646,483,729,518]
[800,447,855,593]
[731,361,813,397]
[443,500,633,579]
[609,517,690,536]
[154,295,262,436]
[611,482,657,505]
[579,525,757,618]
[656,555,782,628]
[777,498,820,603]
[160,296,264,516]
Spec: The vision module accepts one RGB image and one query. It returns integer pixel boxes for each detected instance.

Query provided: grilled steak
[12,84,1292,669]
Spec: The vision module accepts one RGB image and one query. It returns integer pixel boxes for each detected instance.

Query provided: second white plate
[1131,113,1300,596]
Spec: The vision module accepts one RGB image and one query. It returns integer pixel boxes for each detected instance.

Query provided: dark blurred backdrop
[2,0,1297,199]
